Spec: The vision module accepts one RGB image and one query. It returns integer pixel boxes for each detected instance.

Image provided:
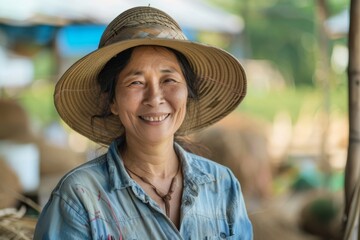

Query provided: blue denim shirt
[34,140,253,239]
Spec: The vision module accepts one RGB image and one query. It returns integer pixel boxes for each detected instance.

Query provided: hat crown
[99,6,187,48]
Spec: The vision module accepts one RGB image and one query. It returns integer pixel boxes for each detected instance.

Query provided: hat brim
[54,38,247,145]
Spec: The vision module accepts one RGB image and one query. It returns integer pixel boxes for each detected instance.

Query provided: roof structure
[0,0,244,34]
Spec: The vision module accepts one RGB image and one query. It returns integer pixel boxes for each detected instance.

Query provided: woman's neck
[121,137,179,179]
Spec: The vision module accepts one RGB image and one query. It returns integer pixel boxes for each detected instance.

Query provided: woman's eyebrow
[123,67,180,77]
[125,69,143,76]
[160,67,179,74]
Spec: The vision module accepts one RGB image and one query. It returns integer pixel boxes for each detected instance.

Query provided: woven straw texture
[54,6,246,145]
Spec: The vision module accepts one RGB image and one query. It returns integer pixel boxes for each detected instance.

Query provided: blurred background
[0,0,350,239]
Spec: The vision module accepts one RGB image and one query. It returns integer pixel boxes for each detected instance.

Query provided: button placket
[220,232,227,238]
[189,183,199,196]
[182,182,198,209]
[131,184,146,202]
[183,197,193,206]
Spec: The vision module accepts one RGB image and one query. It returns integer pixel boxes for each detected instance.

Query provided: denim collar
[106,139,215,191]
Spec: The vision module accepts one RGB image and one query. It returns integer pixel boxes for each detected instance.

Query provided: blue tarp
[56,25,106,57]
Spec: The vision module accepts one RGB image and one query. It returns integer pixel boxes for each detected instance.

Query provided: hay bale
[0,99,36,143]
[36,139,85,175]
[193,113,273,199]
[0,157,22,209]
[0,99,86,176]
[0,207,36,240]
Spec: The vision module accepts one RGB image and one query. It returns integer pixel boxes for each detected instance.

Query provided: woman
[34,6,253,239]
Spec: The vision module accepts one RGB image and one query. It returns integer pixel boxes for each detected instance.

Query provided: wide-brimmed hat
[54,6,247,145]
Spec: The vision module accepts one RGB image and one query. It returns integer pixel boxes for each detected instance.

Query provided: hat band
[103,25,187,46]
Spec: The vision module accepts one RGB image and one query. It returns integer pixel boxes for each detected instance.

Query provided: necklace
[125,163,181,218]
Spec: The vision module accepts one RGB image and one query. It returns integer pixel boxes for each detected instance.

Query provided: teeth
[141,114,168,122]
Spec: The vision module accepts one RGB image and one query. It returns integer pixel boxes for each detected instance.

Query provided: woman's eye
[163,78,177,83]
[129,81,143,86]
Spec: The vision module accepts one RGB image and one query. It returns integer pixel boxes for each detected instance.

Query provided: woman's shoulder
[185,151,236,181]
[52,153,109,194]
[184,152,242,200]
[187,152,227,169]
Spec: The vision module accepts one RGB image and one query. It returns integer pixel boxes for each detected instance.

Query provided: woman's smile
[139,113,170,123]
[110,46,188,143]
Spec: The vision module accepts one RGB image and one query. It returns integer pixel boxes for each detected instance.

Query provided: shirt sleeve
[34,193,90,240]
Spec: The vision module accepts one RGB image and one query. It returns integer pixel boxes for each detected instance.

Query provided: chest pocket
[181,214,235,240]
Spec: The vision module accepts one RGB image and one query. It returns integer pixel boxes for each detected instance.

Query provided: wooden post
[344,0,360,238]
[316,0,331,174]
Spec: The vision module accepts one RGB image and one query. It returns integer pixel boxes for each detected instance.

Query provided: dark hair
[171,48,199,101]
[95,47,134,119]
[92,46,200,141]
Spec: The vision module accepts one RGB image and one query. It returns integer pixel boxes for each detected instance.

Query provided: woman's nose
[143,83,165,106]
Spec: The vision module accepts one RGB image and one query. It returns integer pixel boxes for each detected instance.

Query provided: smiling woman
[99,46,193,145]
[94,46,199,140]
[110,47,188,143]
[34,6,252,239]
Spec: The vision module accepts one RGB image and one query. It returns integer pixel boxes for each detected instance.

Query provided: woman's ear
[110,102,119,115]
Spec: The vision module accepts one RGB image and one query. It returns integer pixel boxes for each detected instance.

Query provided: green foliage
[327,0,350,15]
[19,82,59,126]
[206,0,348,87]
[238,86,347,123]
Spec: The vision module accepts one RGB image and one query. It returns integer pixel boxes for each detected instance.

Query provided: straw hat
[55,6,247,145]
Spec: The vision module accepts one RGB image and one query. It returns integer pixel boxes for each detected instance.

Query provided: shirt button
[220,232,227,238]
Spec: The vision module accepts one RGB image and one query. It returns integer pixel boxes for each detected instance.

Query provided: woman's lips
[139,114,170,122]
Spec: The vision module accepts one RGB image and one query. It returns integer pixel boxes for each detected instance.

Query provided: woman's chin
[137,129,177,144]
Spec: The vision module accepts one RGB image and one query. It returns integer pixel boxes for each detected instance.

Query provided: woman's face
[110,46,188,144]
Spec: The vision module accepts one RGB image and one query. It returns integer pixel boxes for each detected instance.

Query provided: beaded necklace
[125,163,181,217]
